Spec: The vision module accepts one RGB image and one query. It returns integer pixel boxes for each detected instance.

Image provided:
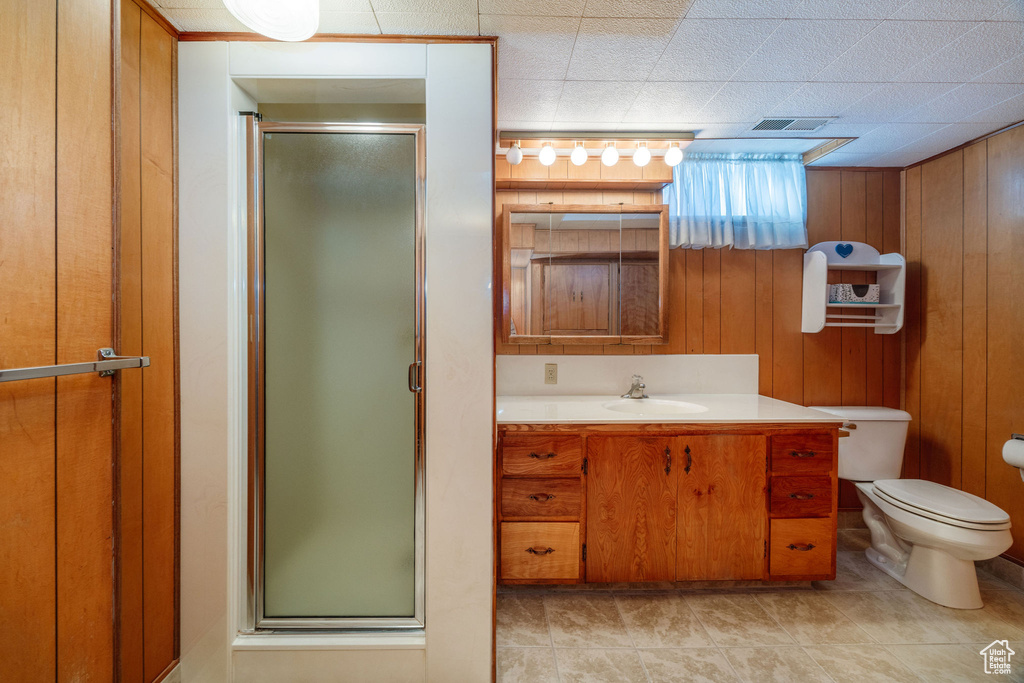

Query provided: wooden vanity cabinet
[497,425,838,585]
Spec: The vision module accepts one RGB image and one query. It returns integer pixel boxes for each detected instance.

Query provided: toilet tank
[809,406,912,482]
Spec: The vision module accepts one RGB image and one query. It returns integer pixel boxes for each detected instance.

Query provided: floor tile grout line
[541,595,564,683]
[611,594,653,683]
[795,644,841,683]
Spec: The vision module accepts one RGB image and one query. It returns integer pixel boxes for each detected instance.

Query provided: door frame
[243,118,426,631]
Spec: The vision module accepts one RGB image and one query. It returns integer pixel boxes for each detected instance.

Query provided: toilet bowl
[811,406,1013,609]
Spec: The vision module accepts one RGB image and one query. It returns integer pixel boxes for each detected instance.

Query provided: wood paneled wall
[1,0,115,679]
[119,0,179,680]
[495,171,902,507]
[904,125,1024,562]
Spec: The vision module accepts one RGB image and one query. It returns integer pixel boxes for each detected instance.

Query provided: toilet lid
[874,479,1010,525]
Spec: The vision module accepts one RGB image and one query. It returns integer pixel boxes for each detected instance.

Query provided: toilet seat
[872,479,1011,531]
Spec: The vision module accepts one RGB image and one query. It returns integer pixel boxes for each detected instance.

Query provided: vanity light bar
[499,132,695,168]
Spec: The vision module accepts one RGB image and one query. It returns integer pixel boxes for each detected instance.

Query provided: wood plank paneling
[56,0,115,678]
[985,125,1024,562]
[882,171,902,411]
[802,171,842,407]
[904,166,923,481]
[919,151,964,489]
[771,249,804,405]
[684,250,703,354]
[754,250,773,395]
[119,2,145,680]
[702,248,722,353]
[840,172,867,407]
[0,2,58,678]
[864,172,885,407]
[139,10,178,679]
[720,249,755,354]
[961,141,988,498]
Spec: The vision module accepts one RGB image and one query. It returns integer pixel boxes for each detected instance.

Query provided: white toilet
[811,406,1012,609]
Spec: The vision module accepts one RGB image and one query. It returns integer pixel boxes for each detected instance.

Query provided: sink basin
[602,398,709,416]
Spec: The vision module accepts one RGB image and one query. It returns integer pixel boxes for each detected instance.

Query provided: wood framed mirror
[501,204,669,345]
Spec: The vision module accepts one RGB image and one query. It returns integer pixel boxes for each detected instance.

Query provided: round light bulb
[505,143,523,166]
[224,0,318,41]
[633,143,651,167]
[664,144,683,167]
[538,143,557,166]
[570,143,588,166]
[601,144,619,167]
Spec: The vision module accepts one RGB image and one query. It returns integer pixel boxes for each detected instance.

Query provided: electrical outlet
[544,363,558,385]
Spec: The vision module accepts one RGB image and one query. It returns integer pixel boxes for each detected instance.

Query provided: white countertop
[496,394,844,425]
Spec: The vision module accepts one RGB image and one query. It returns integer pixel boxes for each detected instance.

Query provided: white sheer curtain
[664,153,808,249]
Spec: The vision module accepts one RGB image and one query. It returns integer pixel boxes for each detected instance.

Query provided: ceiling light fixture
[633,142,651,167]
[223,0,319,42]
[601,142,619,167]
[538,142,557,166]
[570,142,588,166]
[664,142,684,167]
[506,140,523,166]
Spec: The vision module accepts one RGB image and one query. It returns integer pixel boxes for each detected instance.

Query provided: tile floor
[496,529,1024,682]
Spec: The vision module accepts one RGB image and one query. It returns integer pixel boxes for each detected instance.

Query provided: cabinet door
[544,264,611,333]
[676,435,767,580]
[620,262,658,335]
[587,436,677,582]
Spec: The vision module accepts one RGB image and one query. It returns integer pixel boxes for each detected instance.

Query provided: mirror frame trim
[501,203,670,346]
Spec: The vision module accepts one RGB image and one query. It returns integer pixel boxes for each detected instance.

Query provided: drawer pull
[790,450,817,458]
[787,543,816,552]
[529,452,557,460]
[684,445,692,473]
[789,492,815,500]
[525,547,555,555]
[528,493,555,502]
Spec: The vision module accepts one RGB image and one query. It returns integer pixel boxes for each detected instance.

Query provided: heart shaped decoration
[835,243,854,258]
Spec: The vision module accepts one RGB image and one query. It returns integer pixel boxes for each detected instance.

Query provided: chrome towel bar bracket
[0,348,150,383]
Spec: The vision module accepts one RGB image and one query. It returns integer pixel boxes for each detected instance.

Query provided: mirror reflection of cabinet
[502,204,669,345]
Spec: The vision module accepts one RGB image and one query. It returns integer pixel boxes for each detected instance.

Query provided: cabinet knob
[529,452,557,460]
[526,547,555,555]
[528,493,555,502]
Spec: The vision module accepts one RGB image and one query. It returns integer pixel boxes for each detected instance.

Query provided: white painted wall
[178,41,494,682]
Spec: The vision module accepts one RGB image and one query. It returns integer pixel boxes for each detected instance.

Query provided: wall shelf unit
[801,241,905,334]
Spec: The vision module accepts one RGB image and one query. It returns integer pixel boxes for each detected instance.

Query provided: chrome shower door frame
[243,118,426,631]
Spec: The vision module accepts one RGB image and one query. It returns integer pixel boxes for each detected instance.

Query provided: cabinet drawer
[769,518,834,578]
[771,434,833,476]
[500,522,580,581]
[770,476,833,518]
[502,435,582,476]
[502,478,581,518]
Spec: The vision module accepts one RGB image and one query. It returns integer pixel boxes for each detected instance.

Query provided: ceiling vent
[752,117,833,132]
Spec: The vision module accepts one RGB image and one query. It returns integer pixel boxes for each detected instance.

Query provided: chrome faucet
[621,374,649,399]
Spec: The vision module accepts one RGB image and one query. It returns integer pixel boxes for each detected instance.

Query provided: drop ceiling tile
[889,0,1010,20]
[989,2,1024,21]
[318,12,382,33]
[896,22,1024,83]
[685,0,794,19]
[960,91,1024,124]
[888,122,1000,161]
[732,19,879,82]
[479,15,580,80]
[974,53,1024,83]
[898,83,1023,123]
[696,81,804,123]
[161,9,251,32]
[497,79,565,122]
[552,80,644,122]
[806,151,878,166]
[622,81,725,122]
[768,82,880,117]
[583,0,693,18]
[688,122,764,137]
[787,0,905,20]
[375,12,478,35]
[479,0,586,16]
[836,82,959,123]
[566,18,679,81]
[653,19,782,81]
[321,0,374,11]
[836,122,949,154]
[498,120,554,131]
[813,121,881,137]
[812,20,976,82]
[372,0,477,13]
[156,0,224,8]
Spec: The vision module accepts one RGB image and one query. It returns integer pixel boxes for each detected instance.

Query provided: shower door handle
[408,361,422,393]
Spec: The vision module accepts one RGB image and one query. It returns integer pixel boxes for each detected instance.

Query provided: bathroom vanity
[496,395,843,585]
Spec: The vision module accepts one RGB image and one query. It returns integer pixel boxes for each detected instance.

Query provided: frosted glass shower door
[254,124,423,628]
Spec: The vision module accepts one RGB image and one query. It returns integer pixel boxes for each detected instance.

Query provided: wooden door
[544,263,611,334]
[587,436,677,582]
[676,435,767,580]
